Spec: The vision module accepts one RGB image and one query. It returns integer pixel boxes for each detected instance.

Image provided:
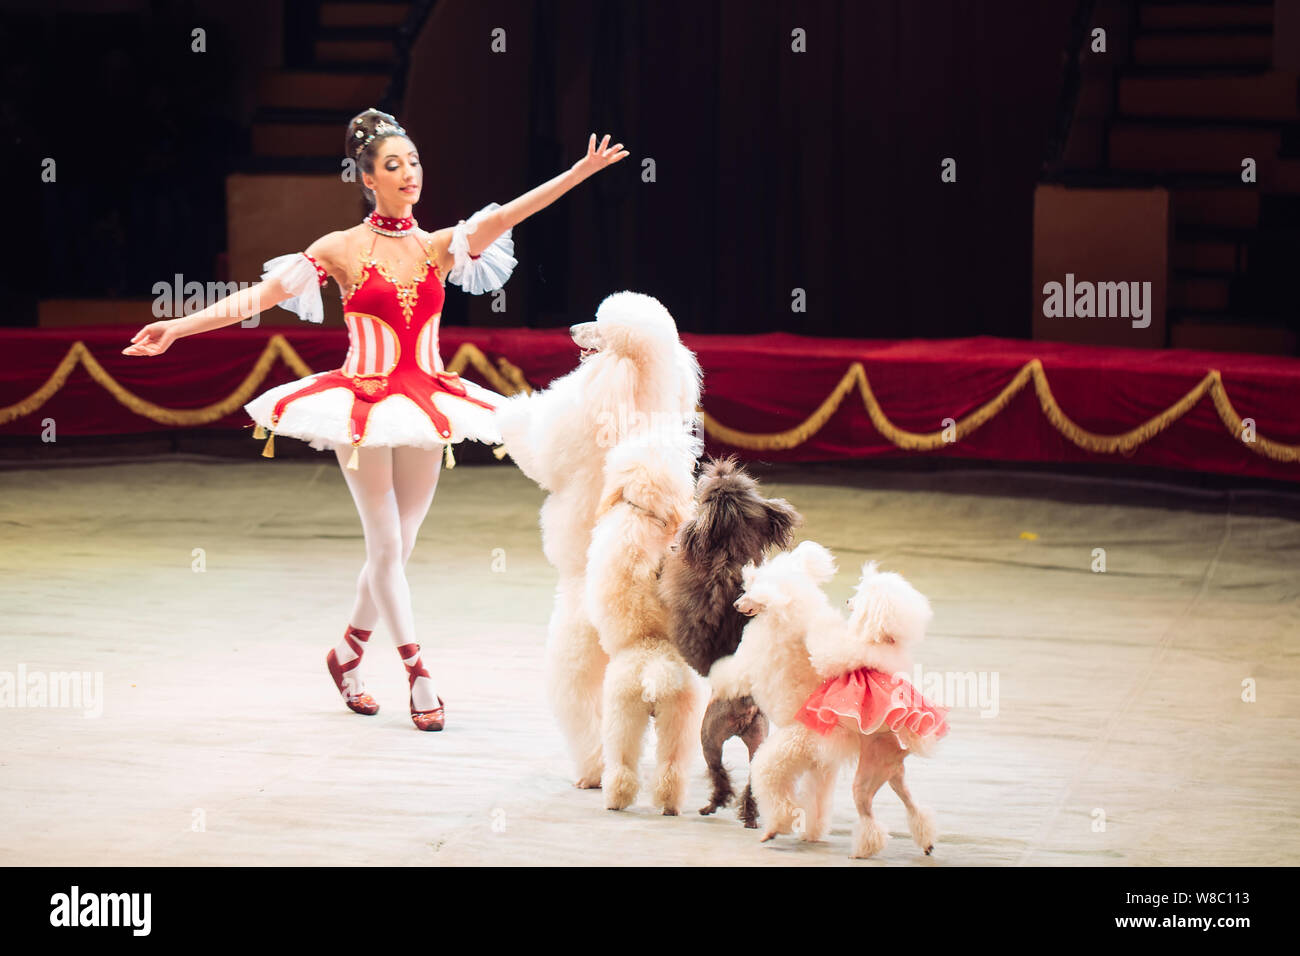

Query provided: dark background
[2,0,1077,337]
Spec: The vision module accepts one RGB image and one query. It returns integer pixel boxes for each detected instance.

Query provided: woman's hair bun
[345,108,407,164]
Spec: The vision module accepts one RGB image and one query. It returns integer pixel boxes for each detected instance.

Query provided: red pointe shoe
[412,697,446,732]
[397,643,445,731]
[327,626,380,715]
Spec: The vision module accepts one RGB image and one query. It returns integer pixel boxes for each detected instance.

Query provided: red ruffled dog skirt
[797,667,950,741]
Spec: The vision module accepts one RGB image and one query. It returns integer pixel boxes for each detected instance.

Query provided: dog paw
[759,829,778,843]
[850,819,890,859]
[799,826,827,844]
[738,789,759,828]
[602,767,639,810]
[699,791,732,815]
[574,776,602,790]
[653,772,684,814]
[908,807,938,853]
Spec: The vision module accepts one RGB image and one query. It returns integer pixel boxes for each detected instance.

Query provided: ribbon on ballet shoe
[443,442,456,470]
[253,423,268,440]
[492,444,508,460]
[261,431,275,458]
[346,445,360,470]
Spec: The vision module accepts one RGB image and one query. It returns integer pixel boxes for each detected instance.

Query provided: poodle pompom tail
[641,654,687,703]
[899,726,943,758]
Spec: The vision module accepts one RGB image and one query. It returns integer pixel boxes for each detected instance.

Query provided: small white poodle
[495,291,702,788]
[710,542,946,858]
[585,430,703,814]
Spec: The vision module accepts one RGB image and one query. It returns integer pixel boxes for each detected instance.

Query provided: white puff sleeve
[446,202,518,295]
[261,252,326,324]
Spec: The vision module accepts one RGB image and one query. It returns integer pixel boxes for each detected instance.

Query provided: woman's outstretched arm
[461,133,629,256]
[122,232,346,356]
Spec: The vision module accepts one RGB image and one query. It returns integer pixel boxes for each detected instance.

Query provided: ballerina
[123,108,628,730]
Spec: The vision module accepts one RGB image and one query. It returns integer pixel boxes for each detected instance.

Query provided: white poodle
[710,543,945,858]
[495,291,702,787]
[585,431,703,814]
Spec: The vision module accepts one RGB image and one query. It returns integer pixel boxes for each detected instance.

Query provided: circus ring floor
[1,456,1296,866]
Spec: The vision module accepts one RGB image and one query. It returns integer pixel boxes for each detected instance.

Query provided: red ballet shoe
[411,697,446,732]
[397,643,445,731]
[327,626,379,716]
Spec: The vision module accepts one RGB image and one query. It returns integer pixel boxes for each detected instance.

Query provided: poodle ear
[762,498,803,549]
[764,586,791,610]
[793,541,836,584]
[678,482,721,560]
[679,354,703,416]
[679,517,707,561]
[595,474,625,521]
[662,493,694,537]
[586,354,640,438]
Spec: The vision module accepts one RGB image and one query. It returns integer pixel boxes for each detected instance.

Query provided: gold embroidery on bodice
[341,233,443,327]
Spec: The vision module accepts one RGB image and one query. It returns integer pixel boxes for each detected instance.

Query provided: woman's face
[363,135,421,210]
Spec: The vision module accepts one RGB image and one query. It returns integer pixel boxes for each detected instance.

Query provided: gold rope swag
[0,337,523,427]
[698,358,1300,464]
[1,340,1295,463]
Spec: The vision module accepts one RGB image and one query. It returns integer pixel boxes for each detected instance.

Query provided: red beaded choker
[365,212,417,237]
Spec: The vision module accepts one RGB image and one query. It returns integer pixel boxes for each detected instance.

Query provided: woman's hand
[470,135,631,253]
[122,319,181,357]
[570,133,629,180]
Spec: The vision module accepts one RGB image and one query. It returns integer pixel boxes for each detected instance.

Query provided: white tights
[334,443,442,708]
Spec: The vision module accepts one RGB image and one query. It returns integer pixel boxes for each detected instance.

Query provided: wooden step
[315,38,394,63]
[250,121,342,159]
[1173,275,1232,310]
[1119,73,1299,121]
[1170,317,1298,355]
[319,2,409,28]
[1173,237,1245,273]
[258,70,388,112]
[1133,32,1272,68]
[1110,124,1281,174]
[1140,3,1275,31]
[1173,187,1261,229]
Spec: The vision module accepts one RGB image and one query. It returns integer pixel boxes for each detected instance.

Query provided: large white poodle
[585,430,702,814]
[495,291,702,787]
[710,542,945,858]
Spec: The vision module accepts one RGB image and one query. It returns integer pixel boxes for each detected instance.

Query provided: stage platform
[2,326,1299,481]
[1,459,1296,866]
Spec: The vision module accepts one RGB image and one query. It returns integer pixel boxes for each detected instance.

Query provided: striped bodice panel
[342,313,400,376]
[414,318,444,374]
[342,312,444,377]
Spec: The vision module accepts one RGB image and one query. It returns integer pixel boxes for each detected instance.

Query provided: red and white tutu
[797,667,950,741]
[244,204,516,454]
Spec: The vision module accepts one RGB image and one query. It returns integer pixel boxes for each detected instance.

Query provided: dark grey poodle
[660,457,801,827]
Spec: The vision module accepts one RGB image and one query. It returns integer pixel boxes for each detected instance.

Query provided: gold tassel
[261,431,275,458]
[253,423,267,440]
[443,442,456,470]
[492,443,508,460]
[346,445,360,470]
